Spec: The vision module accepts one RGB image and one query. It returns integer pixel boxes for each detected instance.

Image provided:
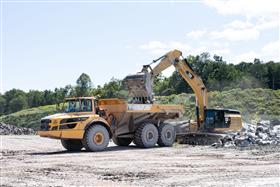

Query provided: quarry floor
[1,135,280,187]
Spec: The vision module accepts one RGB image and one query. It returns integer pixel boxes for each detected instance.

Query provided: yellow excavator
[123,49,242,144]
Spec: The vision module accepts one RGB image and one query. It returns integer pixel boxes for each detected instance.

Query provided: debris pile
[0,123,35,135]
[216,120,280,148]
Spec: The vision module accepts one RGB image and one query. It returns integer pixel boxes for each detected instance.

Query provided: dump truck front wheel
[83,124,109,152]
[134,123,159,148]
[61,139,83,152]
[112,136,133,146]
[157,123,176,147]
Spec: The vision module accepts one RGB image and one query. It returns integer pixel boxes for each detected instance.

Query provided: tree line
[154,53,280,95]
[0,53,279,115]
[0,73,127,115]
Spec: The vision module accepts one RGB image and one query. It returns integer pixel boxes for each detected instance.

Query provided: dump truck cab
[38,97,109,139]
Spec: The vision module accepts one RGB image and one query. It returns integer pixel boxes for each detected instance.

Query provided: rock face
[218,120,280,148]
[0,123,35,135]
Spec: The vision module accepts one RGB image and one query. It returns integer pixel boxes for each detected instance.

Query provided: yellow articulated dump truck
[38,97,183,151]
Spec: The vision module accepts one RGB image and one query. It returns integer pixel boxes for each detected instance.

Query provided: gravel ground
[1,135,280,187]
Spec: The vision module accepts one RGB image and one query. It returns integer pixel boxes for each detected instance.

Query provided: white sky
[0,0,279,92]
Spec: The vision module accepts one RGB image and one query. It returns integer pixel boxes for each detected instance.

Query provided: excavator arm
[124,49,208,125]
[145,50,208,126]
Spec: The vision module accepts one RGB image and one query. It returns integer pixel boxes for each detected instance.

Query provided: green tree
[213,55,223,62]
[0,95,6,115]
[64,85,76,97]
[51,87,69,109]
[101,78,127,98]
[27,90,44,107]
[4,89,27,114]
[43,90,56,105]
[8,96,28,113]
[92,85,103,97]
[75,73,92,97]
[267,62,280,89]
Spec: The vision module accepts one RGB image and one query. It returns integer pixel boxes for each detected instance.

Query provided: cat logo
[186,71,194,79]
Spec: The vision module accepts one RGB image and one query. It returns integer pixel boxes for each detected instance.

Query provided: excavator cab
[204,109,240,131]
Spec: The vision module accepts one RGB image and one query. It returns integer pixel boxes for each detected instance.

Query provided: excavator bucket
[123,72,153,100]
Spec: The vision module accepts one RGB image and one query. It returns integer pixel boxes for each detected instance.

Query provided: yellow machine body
[38,97,183,140]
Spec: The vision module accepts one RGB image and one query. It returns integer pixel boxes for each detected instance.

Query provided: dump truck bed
[98,98,183,116]
[98,98,184,138]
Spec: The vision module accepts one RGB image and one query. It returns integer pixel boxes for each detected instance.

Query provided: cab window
[65,99,93,113]
[65,100,81,113]
[81,99,93,112]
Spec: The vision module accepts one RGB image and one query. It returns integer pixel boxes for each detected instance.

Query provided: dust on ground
[1,136,279,187]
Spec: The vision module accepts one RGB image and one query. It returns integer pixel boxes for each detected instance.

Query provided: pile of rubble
[0,123,35,135]
[216,120,280,148]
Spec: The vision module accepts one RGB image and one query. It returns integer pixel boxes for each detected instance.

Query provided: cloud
[210,18,280,41]
[202,18,277,41]
[210,28,259,41]
[232,51,260,63]
[140,41,231,59]
[202,0,279,41]
[187,20,261,41]
[139,39,279,66]
[229,41,280,64]
[236,18,279,31]
[140,41,191,55]
[255,18,279,30]
[187,30,207,39]
[211,48,231,56]
[203,0,280,18]
[226,20,254,29]
[262,41,280,60]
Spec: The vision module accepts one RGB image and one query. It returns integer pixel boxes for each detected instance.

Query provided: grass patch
[0,105,58,130]
[155,88,280,122]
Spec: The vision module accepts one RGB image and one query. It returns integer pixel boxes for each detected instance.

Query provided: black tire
[158,123,176,147]
[61,139,83,152]
[112,136,133,146]
[83,124,110,152]
[134,122,158,148]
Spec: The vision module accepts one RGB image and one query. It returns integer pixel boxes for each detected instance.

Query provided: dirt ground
[1,136,279,187]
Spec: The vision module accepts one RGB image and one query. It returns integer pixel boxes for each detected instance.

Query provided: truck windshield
[65,99,92,113]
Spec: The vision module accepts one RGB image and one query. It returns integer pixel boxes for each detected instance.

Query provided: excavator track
[176,132,230,145]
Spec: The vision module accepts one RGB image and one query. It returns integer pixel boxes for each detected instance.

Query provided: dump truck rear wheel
[61,139,83,152]
[134,123,158,148]
[83,124,109,152]
[158,123,176,147]
[112,136,133,146]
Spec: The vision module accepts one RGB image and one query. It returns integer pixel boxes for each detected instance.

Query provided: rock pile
[0,123,35,135]
[215,120,280,148]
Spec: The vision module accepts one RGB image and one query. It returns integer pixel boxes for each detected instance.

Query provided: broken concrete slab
[0,123,35,135]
